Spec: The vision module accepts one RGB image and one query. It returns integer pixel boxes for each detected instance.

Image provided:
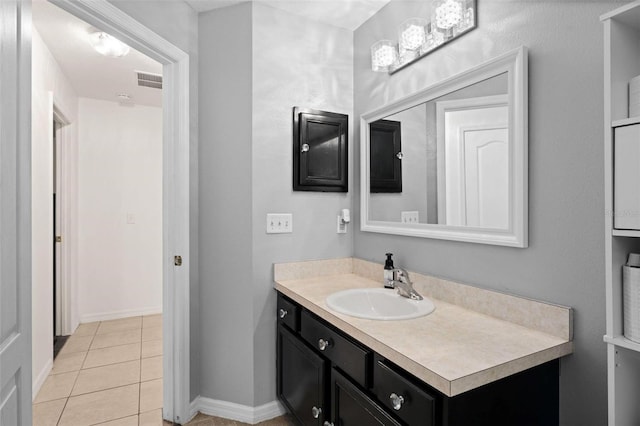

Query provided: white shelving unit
[602,2,640,424]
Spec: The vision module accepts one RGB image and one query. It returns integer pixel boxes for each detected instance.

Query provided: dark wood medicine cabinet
[293,107,348,192]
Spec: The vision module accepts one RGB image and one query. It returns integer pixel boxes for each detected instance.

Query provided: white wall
[354,2,622,424]
[31,28,79,396]
[107,0,201,400]
[77,98,162,322]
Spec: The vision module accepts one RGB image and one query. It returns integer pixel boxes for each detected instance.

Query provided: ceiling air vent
[136,71,162,89]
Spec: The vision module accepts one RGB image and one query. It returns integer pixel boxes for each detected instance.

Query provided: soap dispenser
[384,253,395,288]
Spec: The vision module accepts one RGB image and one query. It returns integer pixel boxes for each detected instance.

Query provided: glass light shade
[88,31,130,58]
[433,0,463,30]
[398,18,428,51]
[371,40,398,72]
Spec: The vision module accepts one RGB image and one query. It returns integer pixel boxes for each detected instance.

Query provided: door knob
[311,406,322,419]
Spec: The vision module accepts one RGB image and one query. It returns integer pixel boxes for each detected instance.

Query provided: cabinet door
[278,324,327,426]
[370,119,402,193]
[330,368,402,426]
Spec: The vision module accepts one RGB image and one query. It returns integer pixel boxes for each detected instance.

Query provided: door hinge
[174,255,183,266]
[55,236,62,243]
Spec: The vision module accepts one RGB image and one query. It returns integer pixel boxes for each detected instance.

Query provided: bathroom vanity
[274,258,573,426]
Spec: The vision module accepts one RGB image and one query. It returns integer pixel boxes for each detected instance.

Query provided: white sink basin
[326,288,435,321]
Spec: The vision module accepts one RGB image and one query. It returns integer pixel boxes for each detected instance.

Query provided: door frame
[52,102,70,338]
[49,0,191,423]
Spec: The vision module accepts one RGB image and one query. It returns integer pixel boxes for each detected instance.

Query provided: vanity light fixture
[88,30,130,58]
[370,0,476,74]
[371,40,399,72]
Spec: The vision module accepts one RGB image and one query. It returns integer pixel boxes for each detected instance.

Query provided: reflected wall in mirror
[361,47,528,247]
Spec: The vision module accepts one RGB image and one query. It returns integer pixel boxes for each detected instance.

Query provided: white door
[0,0,32,424]
[436,95,509,228]
[462,127,509,228]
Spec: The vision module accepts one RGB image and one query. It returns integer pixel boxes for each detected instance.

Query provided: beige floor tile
[73,322,100,336]
[140,379,163,413]
[51,352,87,375]
[97,415,139,425]
[59,335,94,354]
[83,343,141,369]
[98,317,143,335]
[142,326,163,342]
[72,360,140,396]
[256,414,295,425]
[142,340,162,358]
[143,314,162,329]
[91,329,142,350]
[34,371,78,403]
[58,383,139,426]
[32,398,66,426]
[139,409,163,426]
[141,356,163,382]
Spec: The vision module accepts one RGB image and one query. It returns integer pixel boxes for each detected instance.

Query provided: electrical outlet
[401,211,419,223]
[337,215,347,234]
[266,213,293,234]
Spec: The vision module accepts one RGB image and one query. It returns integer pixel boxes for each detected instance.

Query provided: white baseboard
[189,396,286,425]
[32,358,53,401]
[79,306,162,323]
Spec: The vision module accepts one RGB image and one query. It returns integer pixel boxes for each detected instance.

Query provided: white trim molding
[50,1,191,423]
[32,359,53,402]
[78,306,162,324]
[189,397,286,425]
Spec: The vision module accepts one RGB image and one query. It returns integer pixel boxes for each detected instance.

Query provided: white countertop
[274,259,573,397]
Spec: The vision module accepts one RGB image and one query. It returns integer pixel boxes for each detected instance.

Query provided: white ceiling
[32,0,389,108]
[186,0,390,31]
[32,0,163,108]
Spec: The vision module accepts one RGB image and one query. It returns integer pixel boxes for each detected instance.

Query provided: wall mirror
[360,47,528,247]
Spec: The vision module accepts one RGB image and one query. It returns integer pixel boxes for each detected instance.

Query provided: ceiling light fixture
[88,31,130,58]
[370,0,476,74]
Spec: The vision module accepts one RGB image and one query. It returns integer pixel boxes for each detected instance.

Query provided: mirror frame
[360,46,528,247]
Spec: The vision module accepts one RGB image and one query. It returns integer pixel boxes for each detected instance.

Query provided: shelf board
[601,1,640,30]
[604,335,640,352]
[612,116,640,128]
[613,229,640,237]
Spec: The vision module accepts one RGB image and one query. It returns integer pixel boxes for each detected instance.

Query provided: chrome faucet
[392,268,423,301]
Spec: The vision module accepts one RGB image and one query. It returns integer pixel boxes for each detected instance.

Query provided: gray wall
[199,3,255,405]
[108,0,201,401]
[251,3,353,405]
[198,2,354,406]
[354,2,619,425]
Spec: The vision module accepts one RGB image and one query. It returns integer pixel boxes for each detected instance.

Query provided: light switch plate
[401,211,419,223]
[267,213,293,234]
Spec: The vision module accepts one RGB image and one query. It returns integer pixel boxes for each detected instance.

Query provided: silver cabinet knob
[389,392,404,410]
[323,422,334,426]
[279,308,287,319]
[301,143,310,153]
[318,338,331,351]
[312,406,322,419]
[396,152,403,159]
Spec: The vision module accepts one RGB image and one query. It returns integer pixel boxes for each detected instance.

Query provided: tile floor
[33,315,166,426]
[32,315,294,426]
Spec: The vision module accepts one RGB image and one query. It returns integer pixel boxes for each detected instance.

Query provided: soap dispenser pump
[384,253,395,288]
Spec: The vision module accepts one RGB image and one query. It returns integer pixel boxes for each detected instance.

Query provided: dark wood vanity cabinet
[276,292,560,426]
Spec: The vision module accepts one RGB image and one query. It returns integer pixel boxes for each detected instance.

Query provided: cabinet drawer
[300,310,371,388]
[373,357,437,426]
[277,294,300,332]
